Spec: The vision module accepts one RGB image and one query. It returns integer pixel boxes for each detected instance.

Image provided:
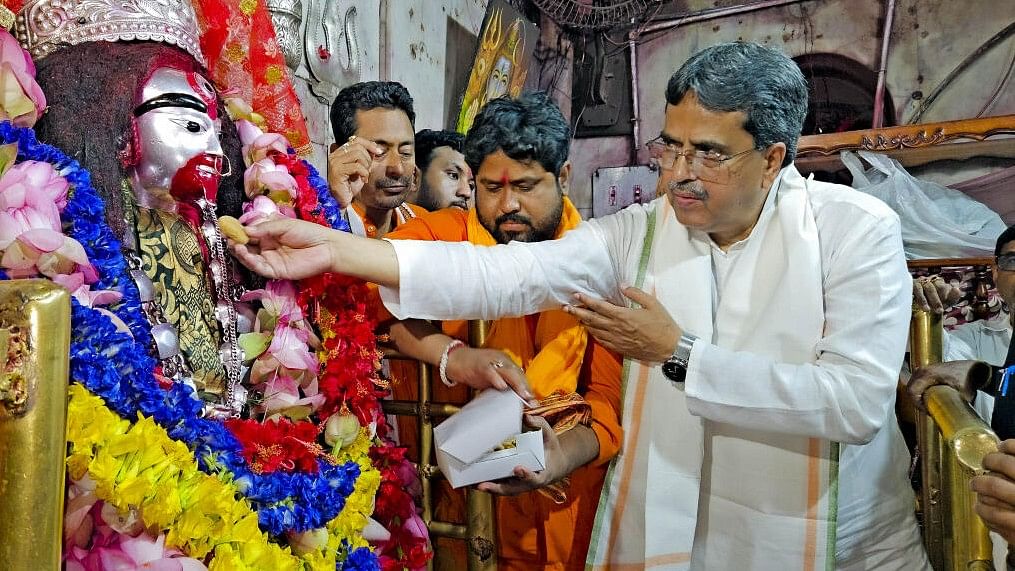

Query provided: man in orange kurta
[379,93,623,570]
[325,81,428,238]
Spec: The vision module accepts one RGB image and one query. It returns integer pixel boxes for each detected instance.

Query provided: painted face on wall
[483,55,512,104]
[131,67,225,205]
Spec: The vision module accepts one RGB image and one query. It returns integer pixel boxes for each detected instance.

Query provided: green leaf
[238,332,271,361]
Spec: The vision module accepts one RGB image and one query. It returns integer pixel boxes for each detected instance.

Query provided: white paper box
[433,389,546,488]
[436,430,545,488]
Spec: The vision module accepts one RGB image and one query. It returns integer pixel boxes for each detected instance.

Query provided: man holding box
[378,93,623,571]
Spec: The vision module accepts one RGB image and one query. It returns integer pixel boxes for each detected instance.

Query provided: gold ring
[490,360,504,368]
[348,135,357,142]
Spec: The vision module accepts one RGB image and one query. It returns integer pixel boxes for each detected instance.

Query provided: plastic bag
[841,150,1007,259]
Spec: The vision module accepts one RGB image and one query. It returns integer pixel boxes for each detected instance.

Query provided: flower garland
[0,122,381,568]
[230,116,430,567]
[0,123,369,533]
[66,384,380,570]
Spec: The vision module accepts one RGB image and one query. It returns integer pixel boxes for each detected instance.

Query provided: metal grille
[530,0,656,30]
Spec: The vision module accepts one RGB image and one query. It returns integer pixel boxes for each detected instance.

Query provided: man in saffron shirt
[326,81,426,238]
[382,93,622,570]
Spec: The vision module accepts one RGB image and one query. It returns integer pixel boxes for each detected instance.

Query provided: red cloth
[193,0,312,155]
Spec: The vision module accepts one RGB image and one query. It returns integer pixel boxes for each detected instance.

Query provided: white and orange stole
[587,173,835,569]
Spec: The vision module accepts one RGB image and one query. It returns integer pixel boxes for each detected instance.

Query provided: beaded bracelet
[439,339,466,387]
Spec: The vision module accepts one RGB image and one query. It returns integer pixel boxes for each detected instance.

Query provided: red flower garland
[225,417,327,474]
[292,164,432,569]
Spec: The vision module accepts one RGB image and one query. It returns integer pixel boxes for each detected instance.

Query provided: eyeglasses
[645,136,755,183]
[998,253,1015,271]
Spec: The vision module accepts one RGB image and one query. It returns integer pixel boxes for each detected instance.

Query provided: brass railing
[0,280,72,570]
[382,320,498,571]
[911,307,998,571]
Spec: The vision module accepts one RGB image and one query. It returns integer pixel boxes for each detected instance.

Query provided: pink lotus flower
[258,368,325,419]
[53,273,130,333]
[236,119,290,166]
[0,29,46,127]
[268,323,319,371]
[63,478,206,571]
[0,159,69,235]
[64,532,207,571]
[1,228,98,281]
[238,194,290,225]
[243,157,297,199]
[241,278,302,321]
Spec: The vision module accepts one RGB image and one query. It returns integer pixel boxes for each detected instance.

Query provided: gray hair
[665,42,808,167]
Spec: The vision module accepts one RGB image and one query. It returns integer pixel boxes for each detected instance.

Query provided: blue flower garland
[0,122,376,567]
[302,158,350,233]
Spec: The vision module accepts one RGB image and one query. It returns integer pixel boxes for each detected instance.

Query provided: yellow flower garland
[66,384,381,569]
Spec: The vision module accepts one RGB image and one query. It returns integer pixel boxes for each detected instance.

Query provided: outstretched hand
[564,287,681,362]
[229,217,340,280]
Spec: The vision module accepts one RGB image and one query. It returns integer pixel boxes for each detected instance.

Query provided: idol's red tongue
[170,153,222,204]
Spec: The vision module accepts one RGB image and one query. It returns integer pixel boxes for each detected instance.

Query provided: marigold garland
[66,384,380,570]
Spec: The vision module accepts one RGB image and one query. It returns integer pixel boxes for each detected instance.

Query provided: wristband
[439,339,466,387]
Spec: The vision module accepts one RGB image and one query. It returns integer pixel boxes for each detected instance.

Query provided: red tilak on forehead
[500,170,509,187]
[186,72,217,120]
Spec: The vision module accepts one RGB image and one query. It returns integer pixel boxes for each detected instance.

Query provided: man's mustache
[667,180,708,200]
[496,213,532,227]
[376,175,413,189]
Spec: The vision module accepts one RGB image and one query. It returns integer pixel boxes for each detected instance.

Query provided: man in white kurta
[231,42,929,569]
[379,164,927,570]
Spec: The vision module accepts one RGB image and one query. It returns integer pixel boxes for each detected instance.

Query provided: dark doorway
[794,52,896,135]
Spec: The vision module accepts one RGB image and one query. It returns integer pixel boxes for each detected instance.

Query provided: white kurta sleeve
[683,208,911,445]
[379,205,652,321]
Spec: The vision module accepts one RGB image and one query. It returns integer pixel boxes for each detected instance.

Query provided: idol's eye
[169,118,205,133]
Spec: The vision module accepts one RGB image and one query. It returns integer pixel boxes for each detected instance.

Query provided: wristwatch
[662,333,698,383]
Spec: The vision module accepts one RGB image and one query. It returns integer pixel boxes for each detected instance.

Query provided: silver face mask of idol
[129,67,224,208]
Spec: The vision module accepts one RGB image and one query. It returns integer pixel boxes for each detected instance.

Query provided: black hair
[329,81,416,143]
[463,92,570,176]
[415,129,464,174]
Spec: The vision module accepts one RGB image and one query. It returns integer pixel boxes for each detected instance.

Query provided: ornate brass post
[0,280,72,570]
[911,306,998,570]
[465,319,497,571]
[380,318,497,570]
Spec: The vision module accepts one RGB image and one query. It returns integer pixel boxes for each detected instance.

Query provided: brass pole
[465,319,497,571]
[913,306,999,571]
[911,306,946,570]
[0,280,71,570]
[429,520,469,539]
